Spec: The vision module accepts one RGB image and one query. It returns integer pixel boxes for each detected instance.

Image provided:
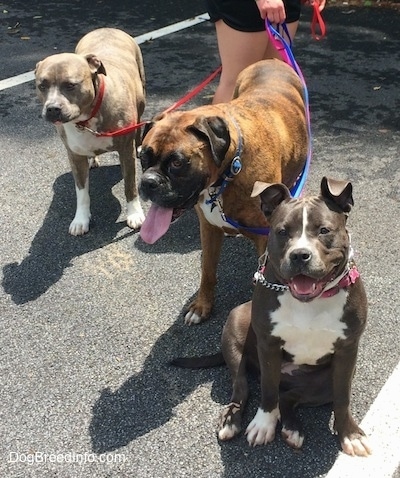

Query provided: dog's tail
[170,352,225,369]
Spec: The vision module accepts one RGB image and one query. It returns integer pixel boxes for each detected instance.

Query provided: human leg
[212,19,299,104]
[212,20,269,104]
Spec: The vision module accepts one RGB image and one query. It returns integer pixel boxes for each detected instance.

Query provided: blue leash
[266,20,312,200]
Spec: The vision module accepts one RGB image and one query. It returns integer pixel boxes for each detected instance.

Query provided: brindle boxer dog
[35,28,146,235]
[173,177,372,457]
[139,59,308,324]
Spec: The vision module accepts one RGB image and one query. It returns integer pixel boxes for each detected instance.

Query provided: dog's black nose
[290,248,312,264]
[139,171,162,199]
[46,106,62,121]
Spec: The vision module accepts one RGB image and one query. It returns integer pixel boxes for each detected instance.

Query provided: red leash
[162,66,222,114]
[301,0,326,40]
[310,1,326,40]
[77,66,222,138]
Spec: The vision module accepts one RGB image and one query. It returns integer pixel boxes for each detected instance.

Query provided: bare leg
[212,20,299,104]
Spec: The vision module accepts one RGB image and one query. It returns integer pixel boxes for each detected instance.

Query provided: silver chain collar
[253,248,355,293]
[253,270,289,291]
[253,252,289,291]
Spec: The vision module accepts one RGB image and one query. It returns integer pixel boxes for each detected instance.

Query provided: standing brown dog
[139,59,308,324]
[35,28,146,235]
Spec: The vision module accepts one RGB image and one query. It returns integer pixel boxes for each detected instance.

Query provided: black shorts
[205,0,301,32]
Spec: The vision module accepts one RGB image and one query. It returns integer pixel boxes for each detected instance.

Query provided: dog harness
[204,117,275,235]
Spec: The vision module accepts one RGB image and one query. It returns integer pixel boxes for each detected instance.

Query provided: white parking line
[326,361,400,478]
[0,71,35,91]
[0,13,210,92]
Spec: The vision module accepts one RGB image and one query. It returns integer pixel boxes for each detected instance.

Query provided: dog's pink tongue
[290,275,318,295]
[140,203,173,244]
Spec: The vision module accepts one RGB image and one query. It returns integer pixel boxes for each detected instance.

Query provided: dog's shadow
[89,236,255,453]
[2,164,134,304]
[89,237,340,477]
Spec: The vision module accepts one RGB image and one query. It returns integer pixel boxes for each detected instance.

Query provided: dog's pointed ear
[188,116,230,167]
[85,54,107,75]
[320,177,353,213]
[251,181,291,218]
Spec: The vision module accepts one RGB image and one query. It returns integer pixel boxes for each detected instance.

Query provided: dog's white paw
[127,198,145,230]
[70,185,90,235]
[282,427,304,449]
[184,310,202,325]
[246,407,280,446]
[341,435,372,457]
[88,156,100,168]
[69,215,90,236]
[218,423,240,441]
[218,402,242,441]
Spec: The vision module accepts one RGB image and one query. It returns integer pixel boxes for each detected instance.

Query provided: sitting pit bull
[35,28,146,235]
[173,177,372,457]
[139,59,308,324]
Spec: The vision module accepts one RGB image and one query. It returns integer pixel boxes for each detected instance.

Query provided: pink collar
[320,266,360,298]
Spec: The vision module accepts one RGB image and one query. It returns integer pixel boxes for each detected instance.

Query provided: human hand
[255,0,286,24]
[308,0,326,11]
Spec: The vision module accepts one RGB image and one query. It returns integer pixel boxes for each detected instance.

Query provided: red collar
[76,74,105,128]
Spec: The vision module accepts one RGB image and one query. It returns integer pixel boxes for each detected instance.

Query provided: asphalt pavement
[0,1,399,477]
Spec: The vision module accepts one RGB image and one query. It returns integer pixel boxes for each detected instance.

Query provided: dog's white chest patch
[270,291,348,365]
[63,121,114,156]
[198,189,237,230]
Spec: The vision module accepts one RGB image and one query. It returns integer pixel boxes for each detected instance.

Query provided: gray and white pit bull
[35,28,146,235]
[173,177,372,457]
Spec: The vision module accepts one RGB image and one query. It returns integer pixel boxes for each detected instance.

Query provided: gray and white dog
[35,28,146,235]
[174,177,372,457]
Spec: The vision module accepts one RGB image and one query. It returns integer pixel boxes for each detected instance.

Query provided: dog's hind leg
[118,135,145,230]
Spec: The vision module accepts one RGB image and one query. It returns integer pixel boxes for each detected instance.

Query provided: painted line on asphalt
[0,13,210,92]
[326,361,400,478]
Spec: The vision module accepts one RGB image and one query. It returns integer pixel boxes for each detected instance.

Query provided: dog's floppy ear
[34,60,43,75]
[142,121,154,141]
[188,116,230,167]
[142,112,166,142]
[85,54,107,76]
[251,181,291,218]
[320,177,353,214]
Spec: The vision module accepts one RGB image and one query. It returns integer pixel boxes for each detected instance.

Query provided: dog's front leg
[246,337,282,446]
[118,136,145,230]
[332,345,372,456]
[68,151,91,236]
[185,206,224,324]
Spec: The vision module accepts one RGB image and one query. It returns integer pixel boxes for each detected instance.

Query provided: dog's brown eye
[37,83,47,92]
[278,228,287,237]
[64,82,77,91]
[320,227,330,235]
[171,159,183,169]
